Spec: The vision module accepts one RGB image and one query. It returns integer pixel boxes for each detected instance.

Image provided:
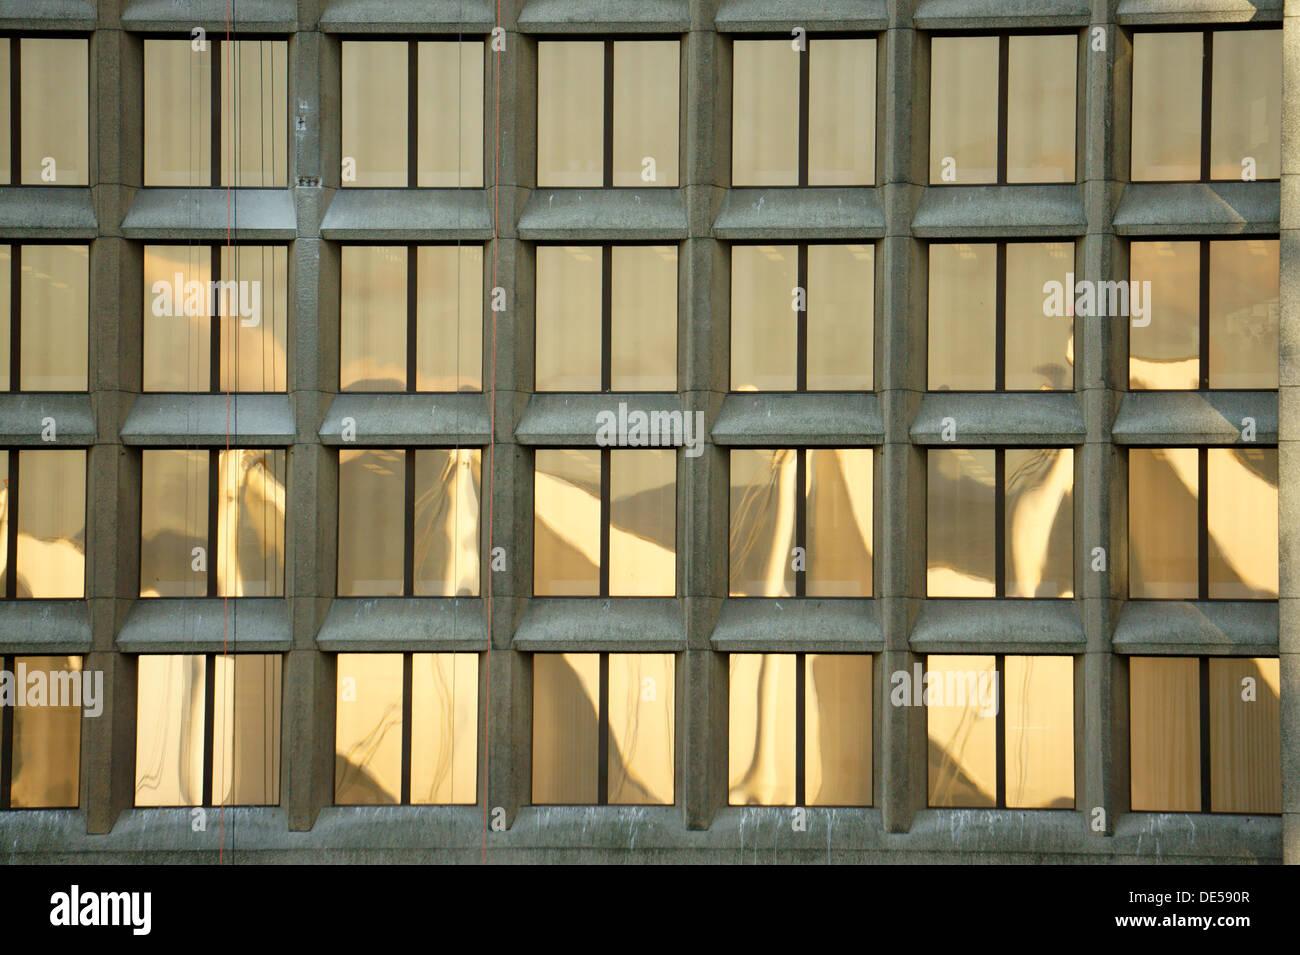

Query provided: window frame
[0,653,83,809]
[2,239,90,394]
[0,447,87,601]
[0,31,91,188]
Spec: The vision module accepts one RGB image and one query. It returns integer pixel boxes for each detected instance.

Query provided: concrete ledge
[319,0,494,32]
[910,599,1085,653]
[0,394,96,445]
[516,393,688,446]
[120,395,296,446]
[712,393,883,446]
[517,190,689,241]
[317,598,488,651]
[910,392,1086,445]
[914,0,1090,28]
[711,599,882,652]
[0,601,92,654]
[513,598,686,651]
[715,0,888,31]
[319,189,492,241]
[912,185,1086,239]
[0,188,97,239]
[122,0,297,30]
[1116,0,1282,25]
[1113,601,1279,656]
[1111,391,1278,445]
[1113,182,1280,236]
[121,189,297,241]
[519,0,689,32]
[320,393,491,446]
[117,599,292,653]
[713,189,885,240]
[0,0,95,30]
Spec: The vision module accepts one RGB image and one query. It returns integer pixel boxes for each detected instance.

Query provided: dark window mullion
[794,653,806,806]
[207,449,220,597]
[995,244,1007,391]
[1198,655,1211,812]
[202,652,216,806]
[601,246,612,392]
[10,41,19,181]
[997,35,1009,185]
[1199,239,1210,390]
[10,246,20,393]
[597,653,609,804]
[211,40,222,187]
[404,449,416,595]
[6,451,18,600]
[994,450,1006,598]
[408,40,419,188]
[603,41,614,187]
[406,245,418,392]
[1198,448,1209,600]
[599,449,611,596]
[1200,31,1213,182]
[995,654,1006,807]
[0,654,12,808]
[401,652,413,804]
[210,242,221,394]
[796,246,808,392]
[797,43,810,187]
[795,449,807,598]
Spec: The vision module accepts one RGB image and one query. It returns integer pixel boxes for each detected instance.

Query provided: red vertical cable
[219,0,232,867]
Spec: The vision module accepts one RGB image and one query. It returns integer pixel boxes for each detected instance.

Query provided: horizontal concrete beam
[712,393,884,446]
[517,190,689,241]
[516,393,688,446]
[0,0,95,30]
[1116,0,1283,25]
[319,189,493,241]
[318,0,495,33]
[1111,391,1277,445]
[910,392,1087,445]
[715,0,888,31]
[518,0,690,32]
[316,598,488,651]
[0,601,92,654]
[513,598,686,650]
[713,188,886,240]
[0,394,96,445]
[1113,182,1280,235]
[120,395,296,446]
[121,0,297,31]
[319,393,492,446]
[910,599,1086,653]
[912,185,1087,239]
[914,0,1090,28]
[1113,600,1279,655]
[116,598,292,653]
[0,188,97,238]
[711,598,882,651]
[121,189,298,241]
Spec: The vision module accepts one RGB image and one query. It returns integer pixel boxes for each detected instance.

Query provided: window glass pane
[0,40,9,183]
[728,654,795,805]
[1210,31,1280,180]
[21,38,88,185]
[1129,241,1199,390]
[808,39,875,186]
[1207,448,1277,599]
[732,41,798,186]
[416,246,482,392]
[1005,242,1074,390]
[1209,657,1280,814]
[1004,448,1074,598]
[537,42,603,187]
[341,41,407,187]
[807,244,873,391]
[610,245,677,391]
[805,654,871,807]
[216,448,285,597]
[10,655,82,807]
[1128,448,1198,599]
[609,449,675,597]
[144,245,212,392]
[1004,655,1074,808]
[608,653,674,805]
[414,448,481,597]
[337,449,404,597]
[1129,656,1200,811]
[532,653,599,804]
[535,246,601,391]
[20,244,89,391]
[929,36,998,184]
[410,652,478,805]
[144,40,212,187]
[534,449,600,596]
[729,449,796,597]
[340,246,406,391]
[219,245,288,392]
[140,449,208,597]
[1131,33,1202,181]
[1209,239,1277,389]
[0,246,9,389]
[135,654,206,806]
[805,448,873,597]
[334,653,402,804]
[417,41,484,187]
[927,449,995,597]
[926,654,997,807]
[17,449,85,599]
[928,244,995,390]
[212,654,281,806]
[220,40,287,187]
[731,245,797,391]
[613,41,679,187]
[1006,35,1076,183]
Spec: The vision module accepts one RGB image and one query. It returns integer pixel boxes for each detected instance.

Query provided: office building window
[1129,656,1280,813]
[0,449,86,600]
[728,653,871,806]
[0,655,83,808]
[134,653,282,807]
[1128,447,1277,600]
[928,242,1075,391]
[1131,30,1280,182]
[139,449,286,598]
[334,652,478,805]
[143,38,288,187]
[535,245,677,392]
[731,243,874,392]
[0,37,88,185]
[729,449,873,598]
[732,37,876,187]
[143,244,288,393]
[927,448,1074,598]
[534,449,676,597]
[537,40,679,188]
[927,654,1074,808]
[339,245,482,392]
[532,652,674,805]
[0,244,89,392]
[1129,239,1278,390]
[340,40,483,188]
[337,448,480,597]
[929,34,1077,185]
